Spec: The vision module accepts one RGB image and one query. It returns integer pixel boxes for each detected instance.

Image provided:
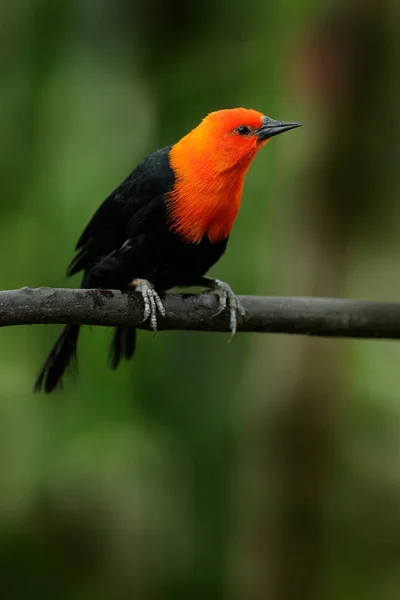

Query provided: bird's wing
[67,146,174,276]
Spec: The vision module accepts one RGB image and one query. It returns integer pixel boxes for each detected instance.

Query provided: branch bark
[0,287,400,339]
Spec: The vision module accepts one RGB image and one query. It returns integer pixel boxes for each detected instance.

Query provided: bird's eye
[235,126,251,136]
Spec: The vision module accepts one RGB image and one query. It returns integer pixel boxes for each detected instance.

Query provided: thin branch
[0,287,400,340]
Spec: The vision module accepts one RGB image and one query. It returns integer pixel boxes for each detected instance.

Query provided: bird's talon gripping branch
[209,279,246,339]
[131,278,166,334]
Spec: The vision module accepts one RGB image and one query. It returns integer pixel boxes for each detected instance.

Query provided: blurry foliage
[0,0,399,599]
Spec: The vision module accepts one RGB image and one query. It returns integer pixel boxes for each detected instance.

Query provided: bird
[34,108,301,393]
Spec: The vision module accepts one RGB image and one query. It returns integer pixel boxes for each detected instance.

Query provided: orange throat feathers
[167,130,261,244]
[167,157,247,244]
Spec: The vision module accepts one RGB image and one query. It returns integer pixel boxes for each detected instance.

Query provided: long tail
[110,327,137,370]
[34,324,81,394]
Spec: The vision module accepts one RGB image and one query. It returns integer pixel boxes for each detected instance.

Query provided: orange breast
[166,174,245,244]
[167,149,251,244]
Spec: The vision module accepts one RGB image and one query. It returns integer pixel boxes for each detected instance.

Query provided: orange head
[168,108,301,244]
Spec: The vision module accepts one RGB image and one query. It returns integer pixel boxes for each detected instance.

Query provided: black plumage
[34,146,228,393]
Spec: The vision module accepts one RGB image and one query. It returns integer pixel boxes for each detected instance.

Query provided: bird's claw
[209,279,246,340]
[132,278,165,336]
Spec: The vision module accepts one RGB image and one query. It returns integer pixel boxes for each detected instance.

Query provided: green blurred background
[1,0,399,598]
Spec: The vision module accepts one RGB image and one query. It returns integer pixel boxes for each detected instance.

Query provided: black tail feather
[110,328,137,370]
[34,324,81,394]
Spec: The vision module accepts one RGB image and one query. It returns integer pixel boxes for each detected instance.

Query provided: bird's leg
[199,277,246,339]
[130,278,166,335]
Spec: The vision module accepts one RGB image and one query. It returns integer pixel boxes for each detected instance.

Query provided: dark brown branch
[0,287,400,340]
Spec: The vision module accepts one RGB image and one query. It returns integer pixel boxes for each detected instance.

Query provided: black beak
[256,116,302,141]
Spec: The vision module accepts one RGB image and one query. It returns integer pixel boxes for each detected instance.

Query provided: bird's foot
[131,278,165,335]
[208,279,246,339]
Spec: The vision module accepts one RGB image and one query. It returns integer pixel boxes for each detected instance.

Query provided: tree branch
[0,287,400,340]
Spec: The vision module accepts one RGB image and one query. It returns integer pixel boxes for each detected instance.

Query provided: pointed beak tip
[284,122,302,131]
[257,120,303,141]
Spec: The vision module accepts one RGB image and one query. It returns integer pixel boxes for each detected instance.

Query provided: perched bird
[34,108,301,393]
